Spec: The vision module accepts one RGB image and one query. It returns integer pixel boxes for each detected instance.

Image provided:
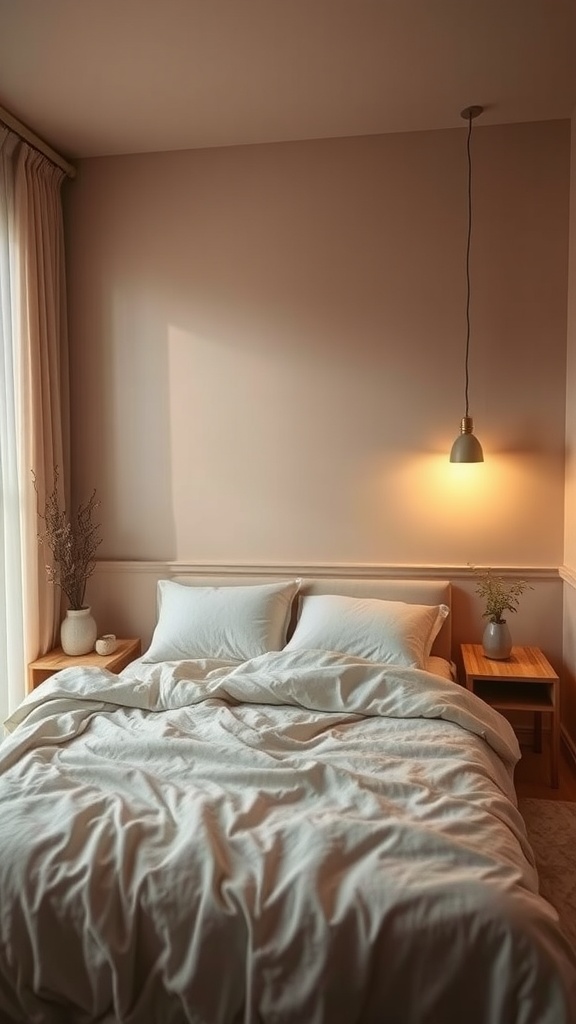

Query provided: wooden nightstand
[461,644,560,788]
[28,637,142,691]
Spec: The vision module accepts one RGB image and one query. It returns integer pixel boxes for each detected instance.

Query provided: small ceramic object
[482,620,512,660]
[61,608,98,656]
[95,634,118,656]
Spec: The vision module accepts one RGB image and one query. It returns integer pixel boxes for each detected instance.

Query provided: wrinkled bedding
[0,649,575,1024]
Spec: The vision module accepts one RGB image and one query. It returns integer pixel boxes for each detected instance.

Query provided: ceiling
[0,0,575,161]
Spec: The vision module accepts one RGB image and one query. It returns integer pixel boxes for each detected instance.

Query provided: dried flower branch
[33,468,102,610]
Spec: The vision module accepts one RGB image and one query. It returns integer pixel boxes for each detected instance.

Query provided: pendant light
[449,105,484,463]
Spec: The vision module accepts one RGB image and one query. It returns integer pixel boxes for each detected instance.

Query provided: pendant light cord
[464,112,473,419]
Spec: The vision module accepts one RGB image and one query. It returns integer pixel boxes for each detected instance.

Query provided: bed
[0,575,575,1024]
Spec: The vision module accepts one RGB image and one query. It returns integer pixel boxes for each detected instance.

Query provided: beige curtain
[0,128,69,718]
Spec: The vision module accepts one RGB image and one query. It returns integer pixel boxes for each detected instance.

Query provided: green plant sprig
[470,565,533,624]
[34,468,102,610]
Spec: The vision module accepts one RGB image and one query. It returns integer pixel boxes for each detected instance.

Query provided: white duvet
[0,649,575,1024]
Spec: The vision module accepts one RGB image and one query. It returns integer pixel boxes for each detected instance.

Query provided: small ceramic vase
[482,620,512,660]
[60,607,98,656]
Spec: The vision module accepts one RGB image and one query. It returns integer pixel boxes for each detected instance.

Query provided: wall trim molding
[95,560,561,581]
[559,564,576,590]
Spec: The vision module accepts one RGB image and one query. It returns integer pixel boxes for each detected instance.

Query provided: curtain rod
[0,104,76,179]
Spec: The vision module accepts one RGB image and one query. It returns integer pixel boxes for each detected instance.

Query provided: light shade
[449,416,484,463]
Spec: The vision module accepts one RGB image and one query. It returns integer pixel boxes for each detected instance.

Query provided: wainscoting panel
[88,562,562,673]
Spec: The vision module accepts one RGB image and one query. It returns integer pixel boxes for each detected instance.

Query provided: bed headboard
[170,575,453,662]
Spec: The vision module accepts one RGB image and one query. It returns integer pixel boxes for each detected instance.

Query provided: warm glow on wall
[386,452,552,565]
[404,454,489,539]
[443,457,487,500]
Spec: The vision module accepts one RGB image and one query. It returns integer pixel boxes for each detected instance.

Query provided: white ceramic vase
[60,607,98,656]
[482,620,512,660]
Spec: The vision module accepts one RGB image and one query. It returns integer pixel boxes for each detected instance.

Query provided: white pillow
[142,579,300,663]
[424,655,456,681]
[284,594,449,669]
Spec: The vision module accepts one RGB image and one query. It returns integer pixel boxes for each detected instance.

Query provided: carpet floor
[518,798,576,951]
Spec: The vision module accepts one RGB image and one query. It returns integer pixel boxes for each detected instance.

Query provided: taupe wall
[65,120,569,568]
[64,119,573,721]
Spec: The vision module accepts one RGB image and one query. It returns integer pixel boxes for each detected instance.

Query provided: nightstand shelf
[28,637,142,691]
[471,681,554,711]
[461,644,559,788]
